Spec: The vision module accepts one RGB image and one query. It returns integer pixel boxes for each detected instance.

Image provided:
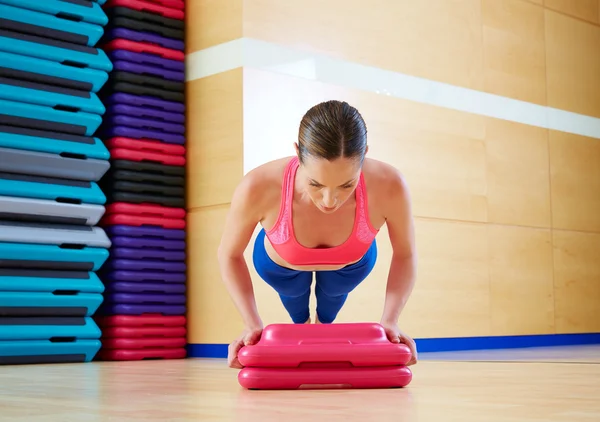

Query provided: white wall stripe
[185,37,600,140]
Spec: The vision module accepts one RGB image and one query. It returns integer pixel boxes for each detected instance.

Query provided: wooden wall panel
[482,0,547,105]
[545,9,600,118]
[544,0,600,24]
[488,225,555,336]
[400,219,492,338]
[243,0,599,115]
[186,69,244,209]
[187,205,245,344]
[553,230,600,333]
[244,0,485,91]
[185,0,243,54]
[485,118,551,228]
[364,102,488,224]
[549,130,600,233]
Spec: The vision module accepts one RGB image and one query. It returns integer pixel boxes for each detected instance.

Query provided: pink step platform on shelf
[237,322,413,390]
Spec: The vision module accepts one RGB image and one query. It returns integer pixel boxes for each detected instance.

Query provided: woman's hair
[297,100,367,164]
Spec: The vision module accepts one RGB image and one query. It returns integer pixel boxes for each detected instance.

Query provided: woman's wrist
[380,313,399,326]
[244,314,263,331]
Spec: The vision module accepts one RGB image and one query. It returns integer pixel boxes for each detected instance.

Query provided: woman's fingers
[227,339,244,368]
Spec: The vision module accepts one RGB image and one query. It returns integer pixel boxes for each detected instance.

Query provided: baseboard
[186,332,600,358]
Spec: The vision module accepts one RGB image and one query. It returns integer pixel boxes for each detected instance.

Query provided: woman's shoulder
[362,158,411,214]
[243,156,292,190]
[231,157,291,212]
[362,158,409,194]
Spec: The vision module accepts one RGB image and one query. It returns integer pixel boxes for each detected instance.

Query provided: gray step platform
[0,147,109,181]
[0,195,105,226]
[0,221,111,248]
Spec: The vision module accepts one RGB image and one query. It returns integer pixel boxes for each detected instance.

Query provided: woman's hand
[227,325,263,368]
[380,321,418,366]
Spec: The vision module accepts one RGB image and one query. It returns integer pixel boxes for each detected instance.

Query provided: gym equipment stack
[94,0,187,361]
[0,0,112,364]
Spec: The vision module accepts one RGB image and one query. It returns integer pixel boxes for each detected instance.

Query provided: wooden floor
[1,345,599,421]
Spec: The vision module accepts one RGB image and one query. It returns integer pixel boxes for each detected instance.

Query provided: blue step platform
[0,98,101,136]
[0,242,109,271]
[0,29,112,72]
[0,340,101,364]
[0,292,103,317]
[0,270,104,293]
[0,77,106,115]
[0,173,106,205]
[0,3,104,47]
[0,0,109,26]
[0,125,109,160]
[0,51,109,93]
[0,317,101,340]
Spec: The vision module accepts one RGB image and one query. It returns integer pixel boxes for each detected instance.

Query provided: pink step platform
[237,322,413,390]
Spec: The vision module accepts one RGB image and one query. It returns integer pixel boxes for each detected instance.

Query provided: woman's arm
[378,170,418,364]
[380,171,417,326]
[217,173,265,330]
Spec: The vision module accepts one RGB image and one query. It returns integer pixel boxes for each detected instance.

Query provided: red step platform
[105,137,186,156]
[101,203,186,229]
[104,0,185,19]
[95,315,187,361]
[237,323,413,390]
[104,39,184,61]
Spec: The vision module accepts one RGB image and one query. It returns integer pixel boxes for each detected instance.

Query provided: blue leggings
[252,228,377,324]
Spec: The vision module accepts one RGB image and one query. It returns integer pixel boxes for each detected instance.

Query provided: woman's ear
[294,142,300,156]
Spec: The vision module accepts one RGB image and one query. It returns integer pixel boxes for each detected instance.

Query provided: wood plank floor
[1,345,599,422]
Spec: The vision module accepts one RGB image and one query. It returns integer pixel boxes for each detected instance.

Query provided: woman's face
[298,156,362,214]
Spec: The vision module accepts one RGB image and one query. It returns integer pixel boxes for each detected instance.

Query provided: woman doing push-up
[217,100,418,368]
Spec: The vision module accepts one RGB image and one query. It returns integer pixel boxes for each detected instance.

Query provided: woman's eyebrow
[309,178,356,187]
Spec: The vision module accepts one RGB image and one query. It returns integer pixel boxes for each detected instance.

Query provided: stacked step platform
[237,323,414,390]
[0,0,112,364]
[94,0,187,361]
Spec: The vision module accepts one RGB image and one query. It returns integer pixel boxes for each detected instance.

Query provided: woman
[217,100,418,368]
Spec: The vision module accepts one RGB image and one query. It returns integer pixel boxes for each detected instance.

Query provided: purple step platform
[105,92,185,113]
[105,281,186,294]
[105,28,184,51]
[110,235,185,250]
[112,60,184,81]
[103,125,185,144]
[107,104,184,124]
[109,247,185,261]
[105,259,186,272]
[104,270,186,283]
[104,292,186,305]
[107,50,184,71]
[105,115,185,134]
[104,225,185,240]
[99,303,186,315]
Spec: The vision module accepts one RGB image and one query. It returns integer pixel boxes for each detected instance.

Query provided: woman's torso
[255,156,393,271]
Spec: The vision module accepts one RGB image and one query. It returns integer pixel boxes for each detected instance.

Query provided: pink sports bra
[265,156,379,266]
